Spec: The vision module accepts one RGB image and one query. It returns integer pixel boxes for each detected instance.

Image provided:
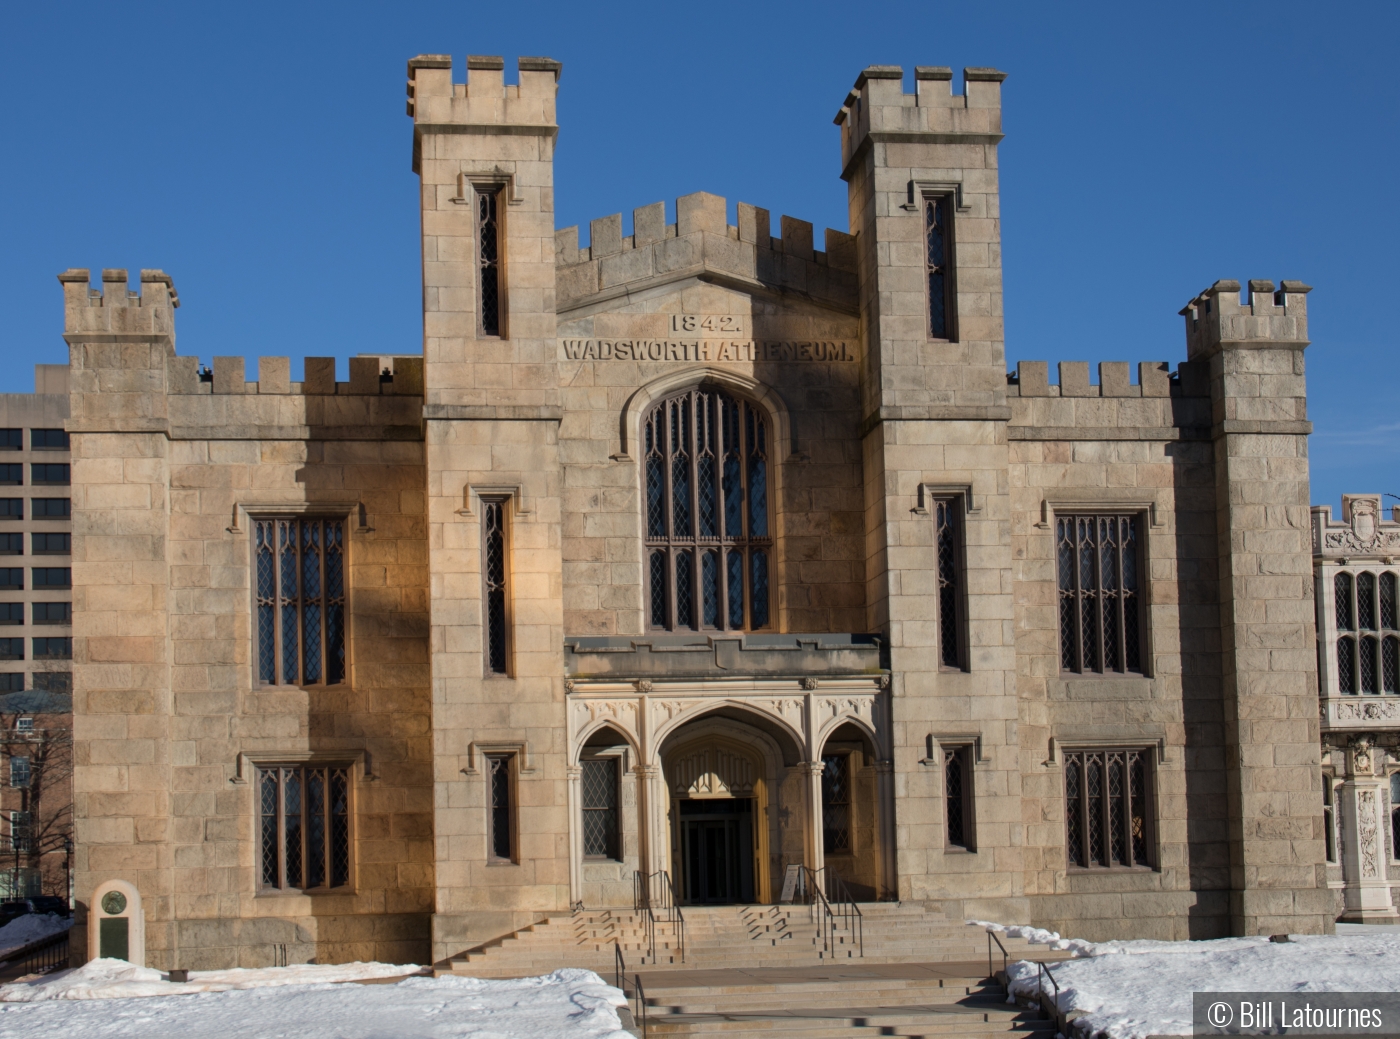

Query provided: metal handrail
[632,869,685,964]
[0,928,70,983]
[1036,960,1060,1018]
[987,929,1008,979]
[798,865,863,957]
[612,943,647,1038]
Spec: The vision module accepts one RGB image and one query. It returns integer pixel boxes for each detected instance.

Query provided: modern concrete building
[64,56,1334,971]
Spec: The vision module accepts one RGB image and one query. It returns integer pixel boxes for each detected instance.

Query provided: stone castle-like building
[66,55,1342,969]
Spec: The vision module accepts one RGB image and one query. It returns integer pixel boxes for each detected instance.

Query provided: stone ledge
[564,633,884,679]
[1008,426,1210,442]
[423,405,562,422]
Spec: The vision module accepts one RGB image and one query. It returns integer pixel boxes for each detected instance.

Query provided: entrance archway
[659,710,804,904]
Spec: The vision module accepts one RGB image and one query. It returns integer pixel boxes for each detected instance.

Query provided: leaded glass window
[944,746,973,850]
[488,754,515,862]
[482,500,509,676]
[581,758,619,859]
[821,753,851,854]
[935,499,963,669]
[924,195,954,339]
[477,187,501,336]
[1335,570,1400,694]
[258,765,351,891]
[1056,514,1142,675]
[255,518,345,686]
[644,387,772,630]
[1064,748,1152,869]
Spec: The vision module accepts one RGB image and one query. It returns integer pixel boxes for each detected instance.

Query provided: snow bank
[0,915,70,959]
[0,957,422,1001]
[968,922,1400,1039]
[0,967,630,1038]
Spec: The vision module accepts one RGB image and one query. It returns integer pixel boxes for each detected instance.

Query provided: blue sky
[1,0,1395,511]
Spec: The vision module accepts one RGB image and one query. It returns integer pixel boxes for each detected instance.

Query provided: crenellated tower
[407,54,570,961]
[838,67,1024,917]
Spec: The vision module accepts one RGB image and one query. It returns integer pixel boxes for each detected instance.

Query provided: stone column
[800,761,826,878]
[635,764,666,881]
[1338,735,1398,921]
[566,764,582,908]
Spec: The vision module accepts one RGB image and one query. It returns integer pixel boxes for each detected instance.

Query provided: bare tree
[0,691,72,899]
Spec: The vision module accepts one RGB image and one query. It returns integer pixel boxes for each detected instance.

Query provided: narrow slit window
[944,746,974,850]
[254,518,345,686]
[481,499,509,676]
[1057,514,1143,675]
[477,187,502,337]
[1064,748,1153,869]
[1323,776,1337,864]
[257,765,351,891]
[935,499,964,669]
[643,387,773,631]
[924,194,955,340]
[1391,773,1400,863]
[821,753,852,855]
[488,754,515,862]
[581,758,620,860]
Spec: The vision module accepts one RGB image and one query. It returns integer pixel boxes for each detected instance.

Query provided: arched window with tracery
[644,386,772,631]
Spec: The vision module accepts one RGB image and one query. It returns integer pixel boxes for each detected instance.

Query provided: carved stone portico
[564,642,892,907]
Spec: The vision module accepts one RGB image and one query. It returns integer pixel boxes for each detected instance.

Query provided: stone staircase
[443,901,1058,977]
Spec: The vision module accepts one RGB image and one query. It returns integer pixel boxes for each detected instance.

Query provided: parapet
[1179,279,1311,360]
[1009,360,1210,399]
[1312,494,1400,560]
[167,355,424,397]
[554,192,857,314]
[834,65,1005,175]
[58,269,178,339]
[406,53,561,170]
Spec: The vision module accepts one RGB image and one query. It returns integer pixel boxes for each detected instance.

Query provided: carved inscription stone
[560,339,855,363]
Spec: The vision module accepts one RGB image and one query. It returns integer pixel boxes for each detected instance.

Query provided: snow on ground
[970,921,1400,1039]
[0,957,424,1000]
[0,914,71,959]
[0,965,630,1038]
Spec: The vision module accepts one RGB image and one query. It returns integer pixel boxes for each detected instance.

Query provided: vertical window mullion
[1079,757,1090,868]
[1072,522,1085,673]
[278,768,287,890]
[319,521,328,689]
[1116,525,1128,674]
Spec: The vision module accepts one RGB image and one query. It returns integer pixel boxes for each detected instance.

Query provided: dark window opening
[944,746,974,850]
[482,499,509,676]
[0,500,20,520]
[258,765,351,891]
[1057,514,1142,675]
[1336,570,1400,694]
[924,194,955,340]
[0,466,20,487]
[1391,774,1400,863]
[0,640,22,661]
[0,534,21,556]
[32,671,70,694]
[0,674,20,693]
[30,430,68,451]
[644,387,772,631]
[1324,776,1337,864]
[31,533,69,555]
[30,464,69,486]
[488,754,515,862]
[822,753,852,855]
[0,604,22,626]
[1064,748,1153,869]
[0,570,21,591]
[32,602,70,625]
[32,638,70,660]
[31,499,69,518]
[0,431,19,451]
[477,187,502,337]
[581,758,620,859]
[32,568,70,589]
[935,498,964,669]
[254,518,346,686]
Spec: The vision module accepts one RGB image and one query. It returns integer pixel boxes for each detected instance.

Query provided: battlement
[1179,278,1311,359]
[1312,495,1400,560]
[1008,360,1210,398]
[167,354,424,397]
[58,268,178,338]
[406,53,560,129]
[835,64,1005,173]
[554,191,857,314]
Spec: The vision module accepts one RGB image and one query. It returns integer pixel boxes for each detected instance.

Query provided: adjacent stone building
[66,55,1335,970]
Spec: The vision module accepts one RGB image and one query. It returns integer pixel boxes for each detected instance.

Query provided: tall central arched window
[644,387,772,631]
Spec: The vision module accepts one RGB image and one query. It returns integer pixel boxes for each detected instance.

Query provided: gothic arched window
[644,387,772,631]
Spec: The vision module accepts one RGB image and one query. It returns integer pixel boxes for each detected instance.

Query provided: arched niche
[88,879,144,966]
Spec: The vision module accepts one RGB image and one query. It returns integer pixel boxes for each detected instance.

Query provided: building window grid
[258,765,351,892]
[924,194,955,340]
[822,753,852,855]
[1057,514,1142,675]
[487,754,515,862]
[935,499,964,669]
[581,758,620,860]
[255,518,346,687]
[481,500,509,676]
[477,187,502,337]
[1064,748,1153,869]
[644,388,771,632]
[1335,570,1400,694]
[944,746,974,850]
